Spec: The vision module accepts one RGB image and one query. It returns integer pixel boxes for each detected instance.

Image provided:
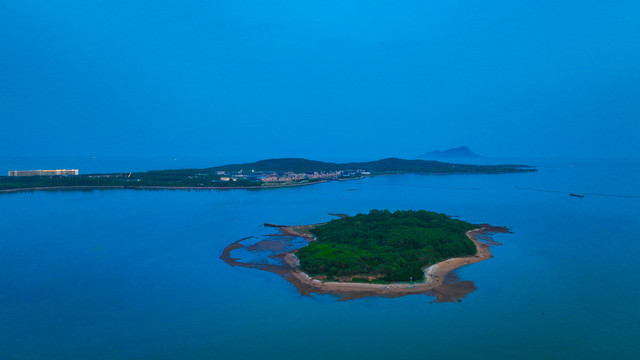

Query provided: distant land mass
[208,157,525,173]
[0,157,534,192]
[419,146,482,158]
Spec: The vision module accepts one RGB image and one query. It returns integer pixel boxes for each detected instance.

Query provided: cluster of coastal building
[8,169,79,176]
[216,169,372,183]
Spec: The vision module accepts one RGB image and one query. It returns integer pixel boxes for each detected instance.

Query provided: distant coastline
[0,157,534,194]
[0,181,328,194]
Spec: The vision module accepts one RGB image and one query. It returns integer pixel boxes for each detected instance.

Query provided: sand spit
[221,220,509,302]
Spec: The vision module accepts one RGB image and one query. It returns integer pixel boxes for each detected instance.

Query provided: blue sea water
[1,158,639,359]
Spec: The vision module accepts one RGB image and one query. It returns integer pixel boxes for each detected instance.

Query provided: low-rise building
[8,169,79,176]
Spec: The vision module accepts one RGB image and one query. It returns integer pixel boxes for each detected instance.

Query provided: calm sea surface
[1,158,639,359]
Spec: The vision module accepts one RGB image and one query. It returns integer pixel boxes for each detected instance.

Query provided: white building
[8,169,79,176]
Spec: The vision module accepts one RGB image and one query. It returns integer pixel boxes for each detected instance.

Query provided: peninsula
[0,157,534,193]
[221,210,510,301]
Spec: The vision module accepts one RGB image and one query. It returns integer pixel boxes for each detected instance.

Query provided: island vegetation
[296,210,479,282]
[221,210,508,301]
[0,157,534,192]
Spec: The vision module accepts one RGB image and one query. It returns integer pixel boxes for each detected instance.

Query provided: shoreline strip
[0,180,328,194]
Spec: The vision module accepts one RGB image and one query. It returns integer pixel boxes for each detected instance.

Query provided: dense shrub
[297,210,478,282]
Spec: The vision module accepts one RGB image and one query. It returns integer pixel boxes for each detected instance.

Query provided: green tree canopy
[296,210,479,282]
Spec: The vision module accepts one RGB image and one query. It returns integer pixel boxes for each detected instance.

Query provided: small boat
[570,194,584,198]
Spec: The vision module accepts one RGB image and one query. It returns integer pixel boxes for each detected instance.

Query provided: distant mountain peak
[419,146,482,158]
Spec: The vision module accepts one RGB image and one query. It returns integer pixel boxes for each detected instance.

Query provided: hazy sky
[2,1,639,159]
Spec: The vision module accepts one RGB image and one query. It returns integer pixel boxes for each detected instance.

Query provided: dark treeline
[296,210,479,282]
[209,157,534,174]
[0,172,261,190]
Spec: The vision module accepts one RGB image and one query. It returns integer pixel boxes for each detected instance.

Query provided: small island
[221,210,510,302]
[419,146,483,158]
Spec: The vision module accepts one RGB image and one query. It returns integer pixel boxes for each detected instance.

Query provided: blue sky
[1,1,639,159]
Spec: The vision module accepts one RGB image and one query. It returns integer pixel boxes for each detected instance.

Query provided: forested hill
[208,158,340,172]
[207,157,534,174]
[296,209,479,282]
